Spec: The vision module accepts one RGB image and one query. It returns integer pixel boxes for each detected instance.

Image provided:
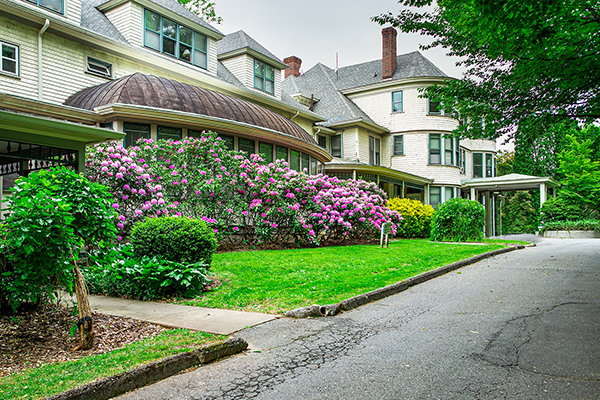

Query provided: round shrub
[130,217,217,266]
[386,198,434,238]
[540,193,587,223]
[430,198,485,242]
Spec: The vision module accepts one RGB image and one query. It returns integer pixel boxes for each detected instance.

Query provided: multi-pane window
[445,187,454,201]
[218,134,234,150]
[444,136,454,165]
[331,135,342,157]
[239,138,256,154]
[276,145,288,161]
[310,157,317,175]
[1,42,18,76]
[290,150,300,171]
[26,0,63,14]
[86,57,112,78]
[485,153,494,177]
[393,135,403,156]
[428,98,441,115]
[144,10,208,69]
[123,123,150,148]
[392,91,403,112]
[254,59,275,95]
[473,153,483,178]
[429,134,441,164]
[158,126,182,141]
[460,149,466,173]
[430,187,441,209]
[369,136,381,166]
[259,142,273,162]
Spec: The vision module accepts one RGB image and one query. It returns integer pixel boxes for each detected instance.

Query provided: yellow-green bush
[386,198,434,238]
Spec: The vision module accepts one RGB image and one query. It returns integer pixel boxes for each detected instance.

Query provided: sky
[212,0,466,78]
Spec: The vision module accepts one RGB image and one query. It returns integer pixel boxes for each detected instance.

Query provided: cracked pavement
[118,236,600,399]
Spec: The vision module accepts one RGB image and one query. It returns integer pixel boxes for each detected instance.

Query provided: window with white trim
[444,135,454,165]
[473,153,483,178]
[428,98,441,115]
[430,187,441,209]
[445,187,454,201]
[1,42,19,77]
[331,135,342,158]
[144,9,208,69]
[460,148,466,173]
[485,153,494,177]
[393,135,403,156]
[254,59,275,95]
[86,57,112,78]
[429,133,441,164]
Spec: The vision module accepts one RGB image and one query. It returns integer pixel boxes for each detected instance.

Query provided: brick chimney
[284,56,302,78]
[382,27,397,80]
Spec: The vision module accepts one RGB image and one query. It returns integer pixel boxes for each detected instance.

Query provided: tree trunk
[73,263,94,351]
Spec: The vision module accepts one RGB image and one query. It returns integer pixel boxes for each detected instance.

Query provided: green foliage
[0,167,117,312]
[495,150,514,176]
[374,1,600,144]
[177,0,221,24]
[386,198,434,238]
[130,217,217,266]
[429,198,485,242]
[501,191,540,234]
[540,195,587,223]
[86,245,210,300]
[556,135,600,216]
[539,220,600,235]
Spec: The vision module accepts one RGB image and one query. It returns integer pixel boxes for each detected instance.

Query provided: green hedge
[539,220,600,235]
[430,198,485,242]
[130,217,217,267]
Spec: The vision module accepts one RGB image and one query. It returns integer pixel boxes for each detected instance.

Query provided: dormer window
[144,10,208,69]
[254,59,275,95]
[26,0,63,14]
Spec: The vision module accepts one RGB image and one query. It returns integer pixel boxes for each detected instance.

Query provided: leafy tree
[0,167,117,350]
[177,0,222,24]
[500,191,540,234]
[374,0,600,144]
[495,150,514,176]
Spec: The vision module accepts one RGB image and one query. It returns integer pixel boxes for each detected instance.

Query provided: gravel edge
[45,337,248,400]
[285,245,525,318]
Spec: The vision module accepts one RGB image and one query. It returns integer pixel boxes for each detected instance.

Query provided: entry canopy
[461,173,560,192]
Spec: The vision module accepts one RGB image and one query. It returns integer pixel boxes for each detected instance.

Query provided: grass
[186,239,511,314]
[0,329,223,400]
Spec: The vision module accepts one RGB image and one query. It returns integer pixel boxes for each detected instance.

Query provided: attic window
[86,57,112,78]
[254,59,275,95]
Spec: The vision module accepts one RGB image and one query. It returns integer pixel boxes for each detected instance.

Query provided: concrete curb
[285,245,525,318]
[45,338,248,400]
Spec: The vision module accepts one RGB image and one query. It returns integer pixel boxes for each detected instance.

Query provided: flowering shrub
[86,132,401,246]
[429,198,485,242]
[386,198,434,238]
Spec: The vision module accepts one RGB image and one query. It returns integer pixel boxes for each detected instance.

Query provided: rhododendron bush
[86,132,401,246]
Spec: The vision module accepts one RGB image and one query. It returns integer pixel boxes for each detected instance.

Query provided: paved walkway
[62,294,279,335]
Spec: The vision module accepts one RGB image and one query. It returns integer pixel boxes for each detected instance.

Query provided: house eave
[322,119,389,134]
[340,76,455,96]
[217,48,288,70]
[325,162,432,185]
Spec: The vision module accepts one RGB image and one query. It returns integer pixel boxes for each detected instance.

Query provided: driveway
[118,236,600,399]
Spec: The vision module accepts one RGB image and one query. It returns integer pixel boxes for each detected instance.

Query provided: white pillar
[470,188,476,201]
[540,182,547,207]
[484,191,492,237]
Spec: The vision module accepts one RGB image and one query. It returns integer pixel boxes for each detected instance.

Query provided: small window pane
[445,187,454,201]
[162,18,177,39]
[393,135,403,155]
[265,65,275,81]
[2,59,16,74]
[40,0,63,13]
[179,26,192,46]
[259,142,273,162]
[331,135,341,157]
[290,150,300,171]
[473,153,483,178]
[430,187,441,209]
[145,10,160,32]
[194,32,207,52]
[179,44,192,61]
[254,60,264,77]
[429,100,441,114]
[392,91,403,112]
[163,38,176,56]
[310,157,317,175]
[301,153,309,171]
[265,80,274,94]
[218,134,234,150]
[124,123,150,148]
[254,76,264,90]
[276,146,288,161]
[145,31,160,50]
[194,50,207,68]
[2,45,16,60]
[239,138,256,154]
[486,154,493,177]
[318,135,326,148]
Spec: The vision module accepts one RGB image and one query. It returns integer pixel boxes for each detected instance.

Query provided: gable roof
[282,63,383,130]
[334,51,448,91]
[82,0,129,43]
[218,30,287,68]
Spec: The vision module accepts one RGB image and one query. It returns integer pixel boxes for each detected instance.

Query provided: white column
[540,182,547,207]
[484,191,492,237]
[470,188,476,201]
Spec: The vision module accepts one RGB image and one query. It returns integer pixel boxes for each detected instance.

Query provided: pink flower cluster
[86,132,401,245]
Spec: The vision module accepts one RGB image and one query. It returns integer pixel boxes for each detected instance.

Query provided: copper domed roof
[64,73,316,144]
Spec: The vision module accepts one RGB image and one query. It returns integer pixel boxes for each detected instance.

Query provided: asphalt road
[118,236,600,399]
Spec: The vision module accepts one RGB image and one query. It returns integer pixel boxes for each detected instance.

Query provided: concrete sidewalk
[62,294,278,335]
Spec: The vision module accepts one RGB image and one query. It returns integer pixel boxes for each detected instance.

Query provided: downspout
[290,110,299,122]
[38,19,50,101]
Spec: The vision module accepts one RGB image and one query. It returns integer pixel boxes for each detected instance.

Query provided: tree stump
[73,264,94,350]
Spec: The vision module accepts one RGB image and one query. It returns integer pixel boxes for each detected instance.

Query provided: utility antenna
[336,52,339,80]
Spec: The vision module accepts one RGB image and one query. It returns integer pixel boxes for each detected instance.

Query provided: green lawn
[187,239,511,314]
[0,329,222,400]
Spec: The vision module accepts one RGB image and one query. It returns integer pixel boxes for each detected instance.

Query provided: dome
[64,73,317,145]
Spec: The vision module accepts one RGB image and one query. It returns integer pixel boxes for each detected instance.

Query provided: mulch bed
[0,304,165,378]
